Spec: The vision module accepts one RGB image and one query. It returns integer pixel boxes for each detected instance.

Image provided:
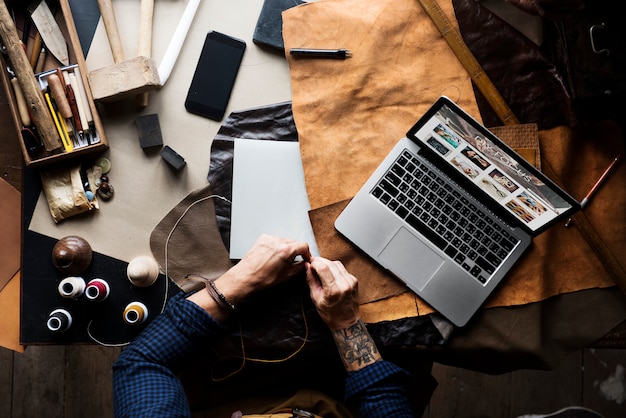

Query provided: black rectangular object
[253,0,304,51]
[135,114,163,149]
[185,31,246,121]
[160,145,186,170]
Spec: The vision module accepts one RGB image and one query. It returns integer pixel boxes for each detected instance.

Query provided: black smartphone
[185,31,246,121]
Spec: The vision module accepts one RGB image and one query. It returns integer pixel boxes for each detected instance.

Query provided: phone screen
[185,31,246,121]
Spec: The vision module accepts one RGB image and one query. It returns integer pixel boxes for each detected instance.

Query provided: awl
[28,0,69,66]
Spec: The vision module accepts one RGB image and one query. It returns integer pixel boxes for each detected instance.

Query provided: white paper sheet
[230,139,319,259]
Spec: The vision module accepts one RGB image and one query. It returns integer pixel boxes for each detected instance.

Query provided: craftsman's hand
[188,235,311,321]
[306,257,381,372]
[219,234,312,301]
[306,257,360,330]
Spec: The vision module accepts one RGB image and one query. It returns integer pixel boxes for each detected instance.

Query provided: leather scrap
[150,184,234,293]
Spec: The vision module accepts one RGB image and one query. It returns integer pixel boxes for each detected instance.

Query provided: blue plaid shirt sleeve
[113,292,225,418]
[345,360,416,417]
[113,292,418,417]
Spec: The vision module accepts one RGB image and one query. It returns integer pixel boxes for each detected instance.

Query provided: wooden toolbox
[0,0,108,168]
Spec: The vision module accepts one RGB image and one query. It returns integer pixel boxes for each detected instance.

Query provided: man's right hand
[305,257,361,330]
[306,257,382,372]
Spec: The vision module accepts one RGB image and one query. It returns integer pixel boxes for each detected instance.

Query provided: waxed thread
[208,292,310,382]
[87,192,309,375]
[183,273,311,381]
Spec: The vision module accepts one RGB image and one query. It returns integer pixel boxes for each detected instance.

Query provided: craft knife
[28,0,69,66]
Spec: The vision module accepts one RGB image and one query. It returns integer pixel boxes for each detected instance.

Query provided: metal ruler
[417,0,519,126]
[417,0,626,291]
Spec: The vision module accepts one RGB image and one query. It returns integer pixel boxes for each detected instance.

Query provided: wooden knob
[52,236,92,275]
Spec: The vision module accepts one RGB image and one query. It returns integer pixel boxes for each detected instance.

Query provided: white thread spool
[127,255,160,287]
[85,278,110,301]
[47,309,73,332]
[58,276,86,299]
[123,301,149,325]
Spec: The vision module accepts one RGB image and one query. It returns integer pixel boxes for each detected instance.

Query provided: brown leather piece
[283,0,481,211]
[505,0,586,18]
[150,184,234,293]
[0,178,21,292]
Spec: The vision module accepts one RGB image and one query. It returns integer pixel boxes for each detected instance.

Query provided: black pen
[289,48,352,59]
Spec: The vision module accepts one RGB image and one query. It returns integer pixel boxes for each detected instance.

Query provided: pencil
[45,91,73,152]
[565,154,621,227]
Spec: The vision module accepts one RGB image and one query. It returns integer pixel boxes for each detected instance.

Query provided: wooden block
[160,145,186,170]
[135,113,163,149]
[88,56,161,102]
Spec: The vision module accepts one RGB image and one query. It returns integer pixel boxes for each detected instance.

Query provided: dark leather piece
[506,0,585,18]
[206,102,448,348]
[452,0,578,130]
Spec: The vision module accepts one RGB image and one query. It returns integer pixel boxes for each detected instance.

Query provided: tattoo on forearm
[332,320,380,370]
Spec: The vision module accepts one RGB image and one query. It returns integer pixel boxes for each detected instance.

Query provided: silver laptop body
[335,97,579,327]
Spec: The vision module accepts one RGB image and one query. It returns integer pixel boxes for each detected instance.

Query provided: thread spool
[127,255,160,287]
[58,276,86,298]
[123,301,149,325]
[47,309,72,332]
[85,278,110,302]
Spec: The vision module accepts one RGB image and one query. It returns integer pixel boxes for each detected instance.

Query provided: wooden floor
[1,344,625,417]
[2,56,625,418]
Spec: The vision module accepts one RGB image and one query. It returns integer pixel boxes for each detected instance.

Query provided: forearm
[331,318,382,372]
[113,293,226,417]
[333,320,415,417]
[345,361,416,418]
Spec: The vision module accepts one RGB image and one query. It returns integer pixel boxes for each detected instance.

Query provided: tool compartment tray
[0,0,108,168]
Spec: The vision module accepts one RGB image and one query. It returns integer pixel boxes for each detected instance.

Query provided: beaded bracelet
[205,278,238,312]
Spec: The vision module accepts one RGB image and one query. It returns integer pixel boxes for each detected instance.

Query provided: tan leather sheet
[283,0,481,211]
[0,178,20,292]
[309,122,625,323]
[0,178,24,352]
[0,272,24,352]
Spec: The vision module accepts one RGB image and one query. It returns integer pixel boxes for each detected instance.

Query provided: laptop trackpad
[378,227,445,291]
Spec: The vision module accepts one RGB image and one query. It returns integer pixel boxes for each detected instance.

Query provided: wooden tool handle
[97,0,125,63]
[138,0,154,57]
[11,77,32,126]
[136,0,154,107]
[0,0,61,152]
[47,74,72,119]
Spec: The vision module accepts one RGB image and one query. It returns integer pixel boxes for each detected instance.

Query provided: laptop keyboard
[371,150,520,284]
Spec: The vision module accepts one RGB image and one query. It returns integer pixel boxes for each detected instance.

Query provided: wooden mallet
[88,0,160,102]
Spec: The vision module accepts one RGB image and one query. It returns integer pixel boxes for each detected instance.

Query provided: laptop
[335,97,579,327]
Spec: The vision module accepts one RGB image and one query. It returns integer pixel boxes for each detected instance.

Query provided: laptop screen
[407,98,578,234]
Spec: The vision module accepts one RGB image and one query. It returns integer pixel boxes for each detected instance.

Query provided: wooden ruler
[417,0,519,126]
[417,0,626,291]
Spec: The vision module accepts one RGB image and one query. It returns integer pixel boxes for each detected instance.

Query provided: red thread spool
[85,278,110,301]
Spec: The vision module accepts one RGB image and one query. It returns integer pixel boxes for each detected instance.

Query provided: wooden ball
[127,255,160,287]
[52,236,92,275]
